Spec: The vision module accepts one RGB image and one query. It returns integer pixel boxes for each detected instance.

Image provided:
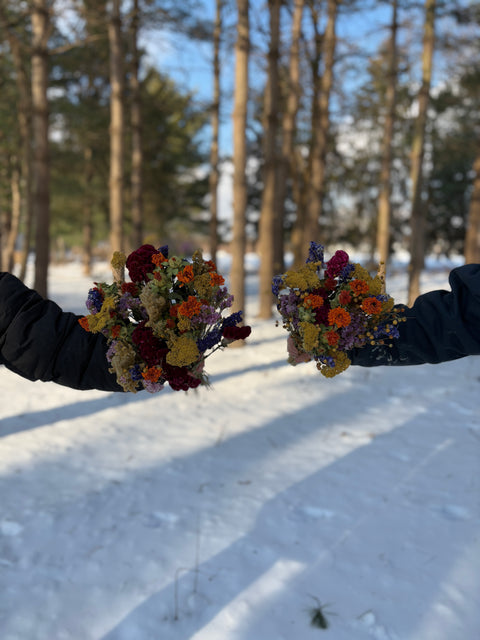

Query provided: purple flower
[272,275,283,296]
[106,340,118,363]
[339,263,355,283]
[222,311,243,327]
[338,312,366,350]
[86,287,103,313]
[197,329,223,352]
[306,242,325,264]
[129,364,143,381]
[215,287,234,310]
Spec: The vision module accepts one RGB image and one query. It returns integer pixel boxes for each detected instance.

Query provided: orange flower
[142,366,163,382]
[151,252,167,267]
[169,304,179,317]
[303,293,324,309]
[350,279,370,295]
[210,272,225,286]
[205,259,217,272]
[178,295,202,318]
[177,265,195,285]
[111,324,121,338]
[361,297,382,315]
[78,316,91,331]
[328,307,351,328]
[326,330,340,346]
[338,290,352,305]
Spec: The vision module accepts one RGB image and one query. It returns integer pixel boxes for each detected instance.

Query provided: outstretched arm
[350,264,480,366]
[0,272,123,391]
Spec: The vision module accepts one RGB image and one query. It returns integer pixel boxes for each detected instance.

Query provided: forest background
[0,0,479,316]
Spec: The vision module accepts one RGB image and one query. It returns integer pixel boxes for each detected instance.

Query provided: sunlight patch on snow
[190,559,306,639]
[412,536,480,640]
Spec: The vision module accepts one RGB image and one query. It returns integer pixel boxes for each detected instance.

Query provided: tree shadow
[99,403,479,640]
[0,388,148,438]
[0,361,478,640]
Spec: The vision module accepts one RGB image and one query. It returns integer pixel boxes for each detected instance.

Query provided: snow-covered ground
[1,259,479,640]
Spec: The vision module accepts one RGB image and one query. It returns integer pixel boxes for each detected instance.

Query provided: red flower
[163,364,202,391]
[323,277,337,291]
[338,290,352,305]
[126,244,160,283]
[131,323,167,366]
[222,325,252,341]
[325,250,349,277]
[326,330,340,346]
[121,282,139,296]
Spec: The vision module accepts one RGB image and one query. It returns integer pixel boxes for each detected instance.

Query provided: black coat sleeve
[350,264,480,366]
[0,272,123,391]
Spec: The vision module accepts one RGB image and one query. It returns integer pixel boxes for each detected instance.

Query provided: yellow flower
[300,321,320,352]
[317,351,351,378]
[87,296,116,333]
[193,272,213,299]
[368,275,383,296]
[166,335,200,367]
[111,251,126,270]
[177,316,192,332]
[352,263,371,281]
[284,264,319,291]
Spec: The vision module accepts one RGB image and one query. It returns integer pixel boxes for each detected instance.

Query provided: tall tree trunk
[376,0,398,282]
[209,0,222,265]
[258,0,281,319]
[407,0,436,305]
[82,146,94,276]
[0,15,34,282]
[3,158,21,272]
[109,0,125,254]
[230,0,249,332]
[31,0,51,297]
[130,0,143,249]
[303,0,338,254]
[279,0,304,266]
[464,139,480,263]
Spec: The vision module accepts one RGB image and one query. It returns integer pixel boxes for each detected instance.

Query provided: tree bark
[109,0,125,254]
[303,0,338,254]
[230,0,249,331]
[130,0,143,249]
[31,0,51,297]
[464,139,480,263]
[0,11,34,281]
[407,0,436,305]
[82,146,94,276]
[209,0,222,265]
[258,0,281,319]
[279,0,304,266]
[3,158,21,272]
[376,0,398,283]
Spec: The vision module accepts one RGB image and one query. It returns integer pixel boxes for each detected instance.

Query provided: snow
[1,260,479,640]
